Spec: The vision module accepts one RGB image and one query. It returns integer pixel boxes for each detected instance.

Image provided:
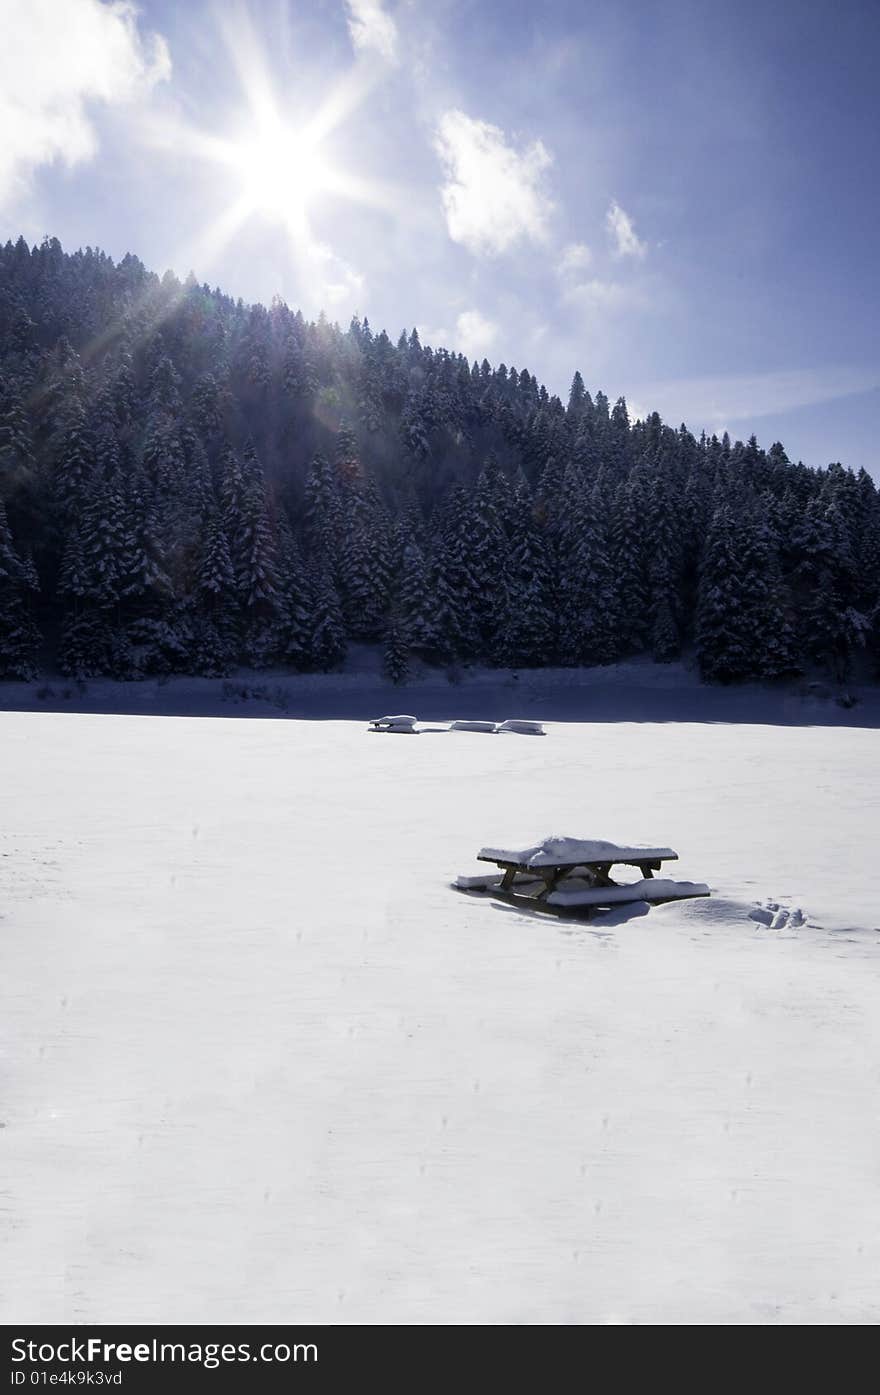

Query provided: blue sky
[1,0,877,475]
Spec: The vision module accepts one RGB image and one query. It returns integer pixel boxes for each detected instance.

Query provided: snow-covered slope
[2,709,879,1324]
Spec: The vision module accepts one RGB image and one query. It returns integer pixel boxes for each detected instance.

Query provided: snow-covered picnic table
[458,835,709,913]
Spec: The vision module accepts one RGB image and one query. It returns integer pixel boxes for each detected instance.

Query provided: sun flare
[153,10,398,297]
[228,119,329,228]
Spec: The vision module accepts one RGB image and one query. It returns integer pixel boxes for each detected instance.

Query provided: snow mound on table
[479,835,677,867]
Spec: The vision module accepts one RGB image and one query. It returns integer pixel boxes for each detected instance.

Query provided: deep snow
[2,700,880,1324]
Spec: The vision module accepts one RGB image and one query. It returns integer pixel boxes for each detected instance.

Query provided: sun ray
[216,2,281,131]
[139,8,400,313]
[299,57,384,149]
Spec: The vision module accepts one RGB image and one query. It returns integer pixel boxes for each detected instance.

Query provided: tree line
[1,235,878,686]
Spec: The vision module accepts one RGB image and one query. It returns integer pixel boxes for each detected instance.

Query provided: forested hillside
[0,235,878,684]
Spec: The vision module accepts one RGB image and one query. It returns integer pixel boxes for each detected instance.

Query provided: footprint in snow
[749,901,805,929]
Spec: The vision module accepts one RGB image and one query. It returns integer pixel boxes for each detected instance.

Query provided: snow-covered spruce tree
[0,497,40,678]
[196,511,236,608]
[382,613,410,685]
[56,522,108,677]
[276,517,312,670]
[428,535,467,664]
[400,390,431,464]
[696,508,739,681]
[50,388,93,522]
[190,373,225,442]
[334,422,361,486]
[234,476,282,667]
[58,526,88,605]
[180,430,214,527]
[479,453,517,541]
[219,445,246,536]
[696,503,760,683]
[740,505,800,680]
[566,369,588,422]
[432,487,481,661]
[640,465,683,661]
[280,331,315,403]
[556,466,615,666]
[533,453,567,535]
[190,510,238,675]
[304,452,343,580]
[607,477,648,658]
[464,468,508,662]
[0,378,35,505]
[395,532,438,654]
[78,477,126,611]
[337,471,391,641]
[118,476,171,608]
[59,610,113,678]
[306,561,346,671]
[142,416,185,501]
[790,495,866,682]
[608,396,632,475]
[234,305,271,394]
[499,511,554,668]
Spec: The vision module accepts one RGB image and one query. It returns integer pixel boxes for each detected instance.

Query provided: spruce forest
[1,235,878,687]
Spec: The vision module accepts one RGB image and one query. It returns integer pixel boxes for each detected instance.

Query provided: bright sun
[162,14,392,279]
[230,120,330,227]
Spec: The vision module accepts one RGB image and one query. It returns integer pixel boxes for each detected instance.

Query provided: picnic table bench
[457,837,709,915]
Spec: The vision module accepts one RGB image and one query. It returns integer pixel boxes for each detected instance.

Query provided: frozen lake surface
[2,704,879,1323]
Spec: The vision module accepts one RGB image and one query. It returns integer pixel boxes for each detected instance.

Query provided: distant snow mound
[450,720,497,733]
[495,719,546,735]
[479,835,677,867]
[368,714,418,733]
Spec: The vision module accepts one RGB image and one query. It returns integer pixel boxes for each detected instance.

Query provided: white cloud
[434,110,554,256]
[308,240,364,312]
[454,309,498,361]
[344,0,398,63]
[629,364,880,431]
[561,278,645,314]
[557,241,593,277]
[0,0,170,209]
[606,201,647,259]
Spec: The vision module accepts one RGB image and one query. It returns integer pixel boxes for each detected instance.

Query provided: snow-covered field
[2,698,880,1324]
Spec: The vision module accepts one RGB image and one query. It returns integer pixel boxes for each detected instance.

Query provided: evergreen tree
[500,516,553,667]
[276,518,311,668]
[382,613,410,685]
[396,534,438,653]
[304,453,342,576]
[0,379,35,501]
[307,562,346,670]
[338,473,390,639]
[0,497,39,678]
[608,478,648,657]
